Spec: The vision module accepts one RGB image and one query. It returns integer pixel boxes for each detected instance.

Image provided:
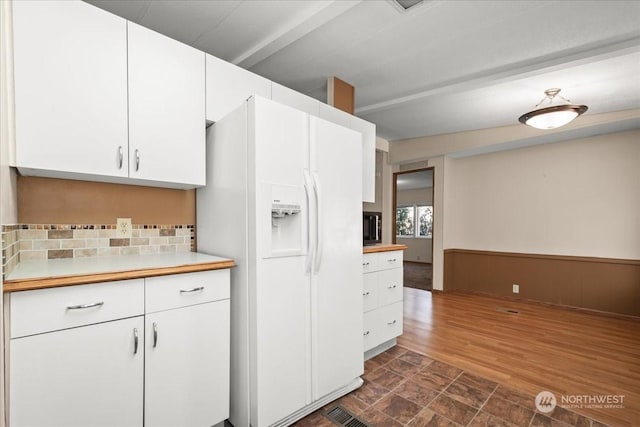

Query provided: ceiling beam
[357,34,640,115]
[232,0,362,69]
[389,109,640,164]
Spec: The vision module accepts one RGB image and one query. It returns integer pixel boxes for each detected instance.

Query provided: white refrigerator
[197,96,363,427]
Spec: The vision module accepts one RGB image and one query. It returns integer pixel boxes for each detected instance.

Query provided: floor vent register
[325,406,371,427]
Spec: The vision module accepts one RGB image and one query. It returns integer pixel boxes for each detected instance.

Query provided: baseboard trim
[443,289,640,321]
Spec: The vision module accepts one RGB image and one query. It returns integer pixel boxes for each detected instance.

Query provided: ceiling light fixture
[518,88,588,130]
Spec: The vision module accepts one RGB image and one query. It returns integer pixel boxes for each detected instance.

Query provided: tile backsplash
[2,223,195,279]
[2,225,20,279]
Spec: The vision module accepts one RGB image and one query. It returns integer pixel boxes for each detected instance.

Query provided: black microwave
[363,211,382,246]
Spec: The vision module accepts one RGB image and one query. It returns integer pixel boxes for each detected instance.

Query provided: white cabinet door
[12,0,129,178]
[9,316,144,427]
[318,104,377,202]
[318,102,352,128]
[271,82,320,116]
[206,54,271,122]
[145,300,230,427]
[351,115,376,203]
[128,22,205,187]
[363,273,379,312]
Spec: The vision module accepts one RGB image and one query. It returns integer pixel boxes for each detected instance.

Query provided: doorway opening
[393,168,434,291]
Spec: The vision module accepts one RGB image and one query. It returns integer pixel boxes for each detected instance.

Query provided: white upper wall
[444,129,640,259]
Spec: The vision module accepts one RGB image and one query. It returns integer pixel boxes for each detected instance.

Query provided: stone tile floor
[294,346,609,427]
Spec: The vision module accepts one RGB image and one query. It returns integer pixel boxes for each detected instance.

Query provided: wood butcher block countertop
[3,252,234,293]
[363,244,408,254]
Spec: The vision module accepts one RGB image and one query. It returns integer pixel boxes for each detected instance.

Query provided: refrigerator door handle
[312,172,323,272]
[304,169,314,274]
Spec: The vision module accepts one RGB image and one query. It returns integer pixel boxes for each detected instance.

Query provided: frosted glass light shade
[519,104,588,130]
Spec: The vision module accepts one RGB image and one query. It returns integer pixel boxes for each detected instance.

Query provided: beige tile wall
[2,224,195,279]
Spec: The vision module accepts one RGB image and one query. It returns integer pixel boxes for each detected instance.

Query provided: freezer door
[251,97,312,426]
[309,116,364,400]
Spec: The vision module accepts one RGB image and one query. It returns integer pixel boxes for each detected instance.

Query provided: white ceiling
[86,0,640,141]
[397,170,433,191]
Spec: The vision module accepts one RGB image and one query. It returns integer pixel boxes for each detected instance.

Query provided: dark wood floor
[399,288,640,427]
[403,262,432,291]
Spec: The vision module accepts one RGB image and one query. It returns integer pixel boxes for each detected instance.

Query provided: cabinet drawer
[378,302,404,344]
[10,279,144,338]
[378,268,403,306]
[378,250,403,270]
[362,273,378,313]
[363,302,404,352]
[145,269,230,313]
[362,254,376,273]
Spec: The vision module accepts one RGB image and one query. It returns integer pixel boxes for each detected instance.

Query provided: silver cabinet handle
[387,258,397,262]
[133,328,139,355]
[180,286,204,293]
[387,284,397,289]
[117,146,123,169]
[67,301,104,310]
[363,331,370,336]
[153,322,158,348]
[135,149,140,172]
[363,291,370,296]
[387,320,397,325]
[362,262,370,266]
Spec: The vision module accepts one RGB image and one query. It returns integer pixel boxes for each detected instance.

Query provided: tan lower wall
[444,249,640,317]
[18,176,196,225]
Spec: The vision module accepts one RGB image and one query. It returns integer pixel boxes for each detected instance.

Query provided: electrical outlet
[117,218,132,238]
[512,284,520,294]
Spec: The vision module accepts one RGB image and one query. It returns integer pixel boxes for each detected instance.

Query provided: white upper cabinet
[318,102,352,128]
[206,54,271,123]
[271,82,320,116]
[12,2,206,189]
[351,116,376,203]
[12,0,129,178]
[128,22,206,187]
[319,103,376,202]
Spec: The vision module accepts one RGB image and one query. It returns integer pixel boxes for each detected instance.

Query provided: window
[396,205,432,238]
[417,205,433,238]
[395,206,414,237]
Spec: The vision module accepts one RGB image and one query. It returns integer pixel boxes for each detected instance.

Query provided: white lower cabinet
[10,316,144,427]
[8,269,230,427]
[362,250,404,352]
[144,273,231,427]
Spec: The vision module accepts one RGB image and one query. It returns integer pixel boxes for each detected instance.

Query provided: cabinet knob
[362,262,370,266]
[363,291,370,296]
[387,320,397,326]
[387,258,397,262]
[387,284,397,289]
[363,331,370,336]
